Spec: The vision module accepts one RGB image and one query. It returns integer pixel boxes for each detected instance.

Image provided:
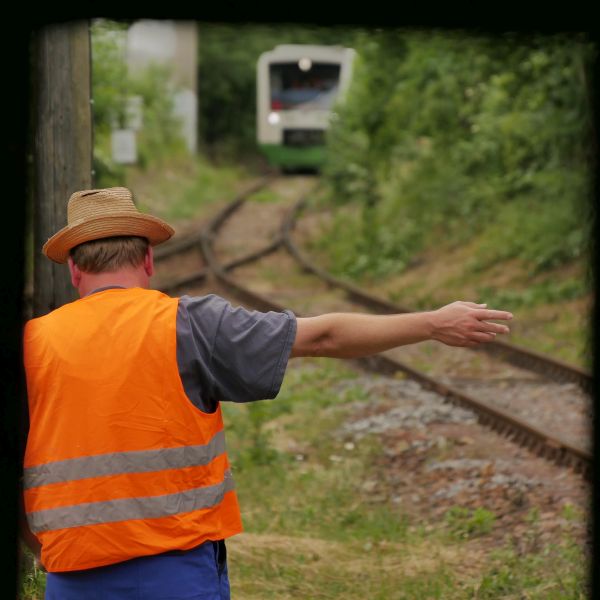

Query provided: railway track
[152,176,280,293]
[158,175,592,479]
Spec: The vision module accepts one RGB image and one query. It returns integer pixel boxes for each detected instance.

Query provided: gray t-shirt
[176,294,297,413]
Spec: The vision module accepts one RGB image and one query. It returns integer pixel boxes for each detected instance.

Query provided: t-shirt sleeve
[177,294,297,407]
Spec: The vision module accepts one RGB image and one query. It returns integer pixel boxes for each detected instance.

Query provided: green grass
[248,187,281,204]
[19,546,46,600]
[473,538,588,599]
[125,154,253,223]
[444,506,496,540]
[161,161,247,221]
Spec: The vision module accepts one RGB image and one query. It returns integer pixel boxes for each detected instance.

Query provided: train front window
[269,63,341,110]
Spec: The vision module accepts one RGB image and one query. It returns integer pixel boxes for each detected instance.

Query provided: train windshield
[269,62,341,110]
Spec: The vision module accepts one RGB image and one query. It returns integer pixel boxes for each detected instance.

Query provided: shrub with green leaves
[320,30,594,281]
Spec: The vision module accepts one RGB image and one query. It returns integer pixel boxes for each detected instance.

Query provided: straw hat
[43,187,175,264]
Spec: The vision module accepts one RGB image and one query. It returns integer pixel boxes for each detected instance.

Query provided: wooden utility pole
[33,20,92,316]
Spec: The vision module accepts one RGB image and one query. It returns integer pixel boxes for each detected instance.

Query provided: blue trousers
[45,540,230,600]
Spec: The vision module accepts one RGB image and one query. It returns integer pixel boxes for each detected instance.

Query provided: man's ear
[144,245,154,277]
[67,256,81,288]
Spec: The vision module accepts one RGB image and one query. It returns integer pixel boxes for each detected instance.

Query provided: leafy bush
[319,30,594,280]
[129,64,187,169]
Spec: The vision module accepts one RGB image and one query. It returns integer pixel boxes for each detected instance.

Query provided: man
[21,187,512,599]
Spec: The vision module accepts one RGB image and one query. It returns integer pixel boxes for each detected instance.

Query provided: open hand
[431,301,513,347]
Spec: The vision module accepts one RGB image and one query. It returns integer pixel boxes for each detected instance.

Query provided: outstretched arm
[291,301,512,358]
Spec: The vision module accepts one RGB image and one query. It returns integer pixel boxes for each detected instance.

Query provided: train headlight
[298,57,312,71]
[268,112,281,125]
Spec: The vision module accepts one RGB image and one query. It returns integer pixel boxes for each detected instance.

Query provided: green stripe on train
[259,144,326,168]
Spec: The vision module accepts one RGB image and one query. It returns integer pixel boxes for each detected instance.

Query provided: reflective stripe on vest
[28,469,235,533]
[24,430,227,490]
[23,288,243,572]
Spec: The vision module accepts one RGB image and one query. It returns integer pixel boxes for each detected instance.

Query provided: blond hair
[70,236,149,273]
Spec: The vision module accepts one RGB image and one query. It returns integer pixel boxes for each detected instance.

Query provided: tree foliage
[321,29,595,279]
[91,20,187,186]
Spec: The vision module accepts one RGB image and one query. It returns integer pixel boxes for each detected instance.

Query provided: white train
[256,44,356,170]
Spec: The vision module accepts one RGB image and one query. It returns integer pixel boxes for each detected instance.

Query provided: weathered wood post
[33,20,93,316]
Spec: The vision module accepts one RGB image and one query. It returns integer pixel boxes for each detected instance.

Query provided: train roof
[258,44,355,64]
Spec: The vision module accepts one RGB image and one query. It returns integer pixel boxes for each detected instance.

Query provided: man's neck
[77,269,150,298]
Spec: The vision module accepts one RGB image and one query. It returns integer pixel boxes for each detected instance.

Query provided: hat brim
[43,213,175,264]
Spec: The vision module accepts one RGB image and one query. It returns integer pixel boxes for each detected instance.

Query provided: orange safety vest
[23,287,243,573]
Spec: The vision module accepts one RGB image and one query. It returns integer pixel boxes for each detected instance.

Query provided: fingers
[474,308,513,321]
[468,331,497,343]
[461,301,487,308]
[477,321,510,335]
